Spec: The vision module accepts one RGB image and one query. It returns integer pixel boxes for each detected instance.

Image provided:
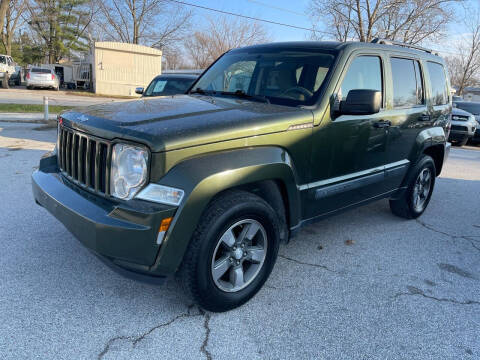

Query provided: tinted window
[340,56,382,102]
[144,77,196,96]
[32,68,52,74]
[192,50,335,107]
[427,62,448,105]
[391,58,424,107]
[455,102,480,115]
[0,56,5,64]
[414,61,424,104]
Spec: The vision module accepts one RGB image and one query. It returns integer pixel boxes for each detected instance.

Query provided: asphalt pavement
[0,123,479,359]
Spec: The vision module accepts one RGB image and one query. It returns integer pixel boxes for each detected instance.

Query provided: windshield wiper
[190,87,216,95]
[220,90,270,104]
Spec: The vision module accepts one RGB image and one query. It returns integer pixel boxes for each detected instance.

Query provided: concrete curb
[0,112,58,124]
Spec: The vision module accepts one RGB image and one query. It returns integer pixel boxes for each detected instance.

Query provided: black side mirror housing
[135,87,144,95]
[339,89,381,116]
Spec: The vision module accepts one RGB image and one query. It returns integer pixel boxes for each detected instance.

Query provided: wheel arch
[149,146,301,275]
[410,126,447,177]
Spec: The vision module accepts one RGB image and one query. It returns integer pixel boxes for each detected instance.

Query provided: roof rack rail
[370,38,438,56]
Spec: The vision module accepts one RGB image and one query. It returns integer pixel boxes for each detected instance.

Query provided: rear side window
[427,62,448,105]
[391,58,424,108]
[340,56,382,102]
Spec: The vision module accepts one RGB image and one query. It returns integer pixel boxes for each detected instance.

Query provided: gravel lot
[1,123,479,360]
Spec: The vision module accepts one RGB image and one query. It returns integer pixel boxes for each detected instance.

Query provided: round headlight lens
[111,144,148,200]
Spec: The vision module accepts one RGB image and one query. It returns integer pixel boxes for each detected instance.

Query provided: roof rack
[370,38,438,56]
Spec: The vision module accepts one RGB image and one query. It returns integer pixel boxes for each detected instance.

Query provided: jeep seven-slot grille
[57,125,112,195]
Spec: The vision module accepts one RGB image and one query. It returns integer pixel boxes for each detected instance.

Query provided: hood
[452,107,472,117]
[61,95,313,152]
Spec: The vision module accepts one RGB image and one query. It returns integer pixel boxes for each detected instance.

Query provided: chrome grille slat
[85,138,92,187]
[57,125,111,195]
[94,143,101,192]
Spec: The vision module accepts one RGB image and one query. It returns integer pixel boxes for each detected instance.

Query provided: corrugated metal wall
[93,42,162,96]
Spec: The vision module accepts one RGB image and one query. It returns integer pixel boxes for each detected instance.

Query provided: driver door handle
[373,120,391,128]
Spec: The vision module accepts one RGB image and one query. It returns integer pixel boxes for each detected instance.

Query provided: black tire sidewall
[194,197,279,311]
[406,156,436,217]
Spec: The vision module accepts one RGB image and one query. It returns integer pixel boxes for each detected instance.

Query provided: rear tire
[389,155,436,219]
[178,190,280,312]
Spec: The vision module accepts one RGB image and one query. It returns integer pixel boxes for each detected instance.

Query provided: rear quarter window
[391,58,424,108]
[427,62,448,105]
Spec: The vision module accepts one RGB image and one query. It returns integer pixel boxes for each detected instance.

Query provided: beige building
[91,42,162,96]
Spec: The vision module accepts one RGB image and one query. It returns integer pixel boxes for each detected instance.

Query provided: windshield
[144,77,196,97]
[455,102,480,115]
[191,49,335,106]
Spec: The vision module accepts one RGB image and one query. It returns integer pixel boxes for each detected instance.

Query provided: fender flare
[149,146,301,275]
[407,126,447,177]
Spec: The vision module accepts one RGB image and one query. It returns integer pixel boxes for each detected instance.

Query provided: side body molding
[149,146,301,275]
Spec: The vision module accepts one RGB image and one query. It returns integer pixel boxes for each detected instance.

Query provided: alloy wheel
[211,219,268,293]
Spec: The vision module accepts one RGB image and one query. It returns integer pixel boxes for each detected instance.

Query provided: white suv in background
[0,54,16,88]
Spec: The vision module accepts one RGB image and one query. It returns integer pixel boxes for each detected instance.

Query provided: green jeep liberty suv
[32,40,451,312]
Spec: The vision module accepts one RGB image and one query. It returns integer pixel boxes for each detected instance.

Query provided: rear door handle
[373,120,391,128]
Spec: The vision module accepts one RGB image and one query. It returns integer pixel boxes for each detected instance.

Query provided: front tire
[178,190,280,312]
[389,155,436,219]
[453,137,468,146]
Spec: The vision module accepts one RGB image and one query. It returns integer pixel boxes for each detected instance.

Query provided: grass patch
[0,103,73,113]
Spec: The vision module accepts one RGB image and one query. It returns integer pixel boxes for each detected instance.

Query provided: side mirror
[339,89,381,116]
[135,87,144,95]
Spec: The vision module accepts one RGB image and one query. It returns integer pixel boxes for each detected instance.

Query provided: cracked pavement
[1,123,479,359]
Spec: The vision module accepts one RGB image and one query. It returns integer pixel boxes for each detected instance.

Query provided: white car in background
[0,54,16,88]
[26,67,60,91]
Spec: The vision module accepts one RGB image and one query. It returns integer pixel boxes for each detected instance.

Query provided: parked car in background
[9,66,23,86]
[33,40,451,312]
[453,101,480,144]
[26,68,60,91]
[452,95,463,102]
[0,54,16,88]
[448,107,477,146]
[136,74,197,97]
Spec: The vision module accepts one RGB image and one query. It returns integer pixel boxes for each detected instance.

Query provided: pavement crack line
[278,254,336,273]
[200,310,213,360]
[416,219,480,253]
[97,306,212,360]
[393,286,480,306]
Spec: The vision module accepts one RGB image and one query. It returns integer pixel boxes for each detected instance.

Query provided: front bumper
[32,153,177,278]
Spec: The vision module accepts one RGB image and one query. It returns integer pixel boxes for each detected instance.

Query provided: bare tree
[94,0,191,47]
[185,16,269,69]
[309,0,459,44]
[0,0,9,38]
[2,0,26,55]
[445,21,480,94]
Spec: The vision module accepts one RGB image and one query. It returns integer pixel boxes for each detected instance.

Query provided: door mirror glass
[135,87,144,95]
[339,89,381,115]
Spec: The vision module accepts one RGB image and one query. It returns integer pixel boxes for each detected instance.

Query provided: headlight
[110,144,149,200]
